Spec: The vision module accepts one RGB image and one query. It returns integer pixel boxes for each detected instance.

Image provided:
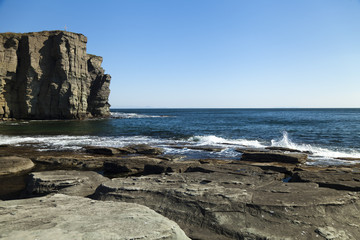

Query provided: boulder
[25,170,109,197]
[0,194,190,240]
[240,151,308,164]
[94,168,360,240]
[0,156,34,176]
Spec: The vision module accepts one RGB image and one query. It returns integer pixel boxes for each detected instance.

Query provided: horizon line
[110,107,360,109]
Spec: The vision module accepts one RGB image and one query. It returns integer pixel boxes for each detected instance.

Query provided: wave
[187,135,266,148]
[271,131,360,161]
[110,112,169,119]
[1,132,360,165]
[184,133,360,164]
[0,135,167,151]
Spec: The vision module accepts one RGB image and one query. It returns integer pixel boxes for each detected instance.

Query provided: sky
[0,0,359,108]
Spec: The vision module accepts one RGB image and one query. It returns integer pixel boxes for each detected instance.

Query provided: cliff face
[0,31,110,120]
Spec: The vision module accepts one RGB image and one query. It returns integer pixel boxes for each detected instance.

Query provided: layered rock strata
[0,31,110,120]
[94,165,360,240]
[2,145,360,239]
[26,170,109,197]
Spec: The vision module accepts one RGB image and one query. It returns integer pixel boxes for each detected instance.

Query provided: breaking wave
[271,131,360,164]
[1,131,359,165]
[0,135,167,151]
[110,112,169,119]
[187,135,265,148]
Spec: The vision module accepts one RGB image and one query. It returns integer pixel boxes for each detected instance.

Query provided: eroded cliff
[0,31,110,120]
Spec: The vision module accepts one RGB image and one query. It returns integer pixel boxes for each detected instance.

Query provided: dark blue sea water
[1,108,360,165]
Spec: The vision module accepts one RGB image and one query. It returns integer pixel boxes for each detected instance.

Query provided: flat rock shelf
[0,194,190,240]
[0,144,360,239]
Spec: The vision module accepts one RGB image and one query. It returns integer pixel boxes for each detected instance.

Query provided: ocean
[0,108,360,165]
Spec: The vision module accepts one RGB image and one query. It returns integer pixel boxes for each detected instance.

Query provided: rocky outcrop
[240,150,308,164]
[0,194,190,240]
[0,156,34,176]
[0,31,110,120]
[25,170,109,197]
[94,164,360,240]
[292,168,360,191]
[85,144,165,156]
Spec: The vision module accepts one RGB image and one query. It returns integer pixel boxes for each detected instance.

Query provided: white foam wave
[271,131,360,160]
[0,135,167,151]
[1,132,359,165]
[188,135,266,148]
[111,112,168,119]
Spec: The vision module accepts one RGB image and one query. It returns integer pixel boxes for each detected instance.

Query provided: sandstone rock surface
[292,168,360,191]
[85,144,164,156]
[0,156,34,176]
[0,31,110,120]
[94,164,360,240]
[240,150,308,164]
[26,170,109,197]
[127,144,165,155]
[0,194,190,240]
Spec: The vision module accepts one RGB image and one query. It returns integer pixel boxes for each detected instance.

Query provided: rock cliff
[0,31,110,120]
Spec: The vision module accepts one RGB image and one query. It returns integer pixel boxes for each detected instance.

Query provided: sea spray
[188,135,265,148]
[271,131,360,160]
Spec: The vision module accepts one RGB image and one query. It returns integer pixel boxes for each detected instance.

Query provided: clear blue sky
[0,0,359,108]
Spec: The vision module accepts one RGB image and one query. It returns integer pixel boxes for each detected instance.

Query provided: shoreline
[1,143,360,200]
[1,144,360,239]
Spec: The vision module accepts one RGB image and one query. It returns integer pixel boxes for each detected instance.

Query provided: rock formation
[0,31,110,120]
[0,194,190,240]
[0,156,34,176]
[94,166,360,240]
[26,170,109,197]
[2,145,360,239]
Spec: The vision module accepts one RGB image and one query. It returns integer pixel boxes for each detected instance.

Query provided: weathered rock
[25,170,109,197]
[94,168,360,240]
[172,145,225,152]
[238,161,296,174]
[104,156,163,175]
[265,146,302,153]
[0,31,110,120]
[85,146,120,156]
[103,155,206,176]
[235,147,269,153]
[117,146,138,154]
[240,151,308,164]
[0,156,34,176]
[0,194,190,240]
[34,155,106,169]
[127,144,165,155]
[292,168,360,191]
[315,226,352,240]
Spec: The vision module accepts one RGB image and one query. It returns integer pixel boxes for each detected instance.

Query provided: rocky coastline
[1,30,359,239]
[1,144,360,239]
